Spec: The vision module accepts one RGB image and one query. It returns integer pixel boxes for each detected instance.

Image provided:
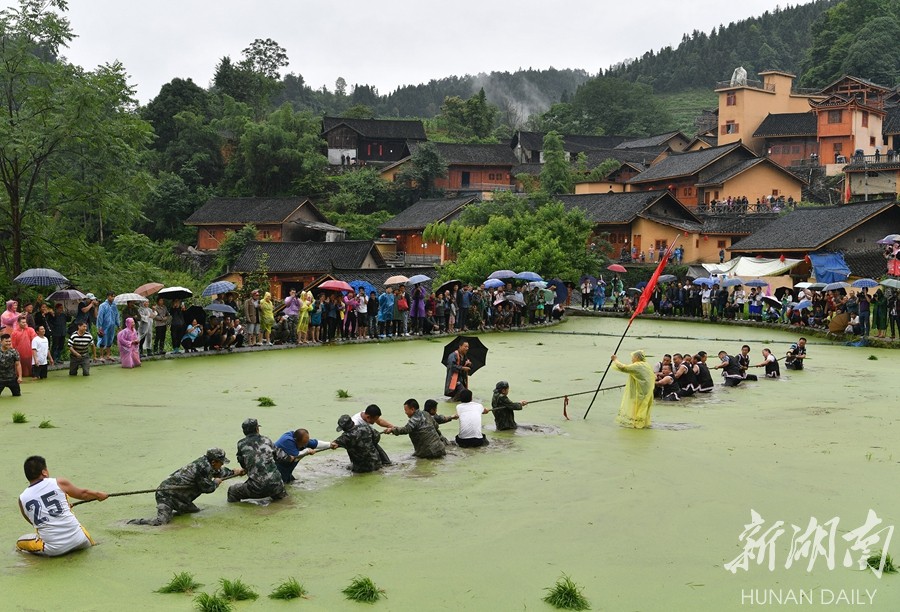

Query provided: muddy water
[1,317,898,610]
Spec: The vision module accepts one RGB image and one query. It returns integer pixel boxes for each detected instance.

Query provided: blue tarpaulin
[809,252,850,284]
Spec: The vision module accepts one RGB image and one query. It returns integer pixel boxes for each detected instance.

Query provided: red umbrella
[318,280,353,293]
[607,264,627,273]
[134,282,164,297]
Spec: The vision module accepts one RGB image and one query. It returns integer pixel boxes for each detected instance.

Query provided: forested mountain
[606,0,840,92]
[271,68,591,120]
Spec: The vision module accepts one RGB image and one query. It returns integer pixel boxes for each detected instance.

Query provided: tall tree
[241,38,289,80]
[539,132,574,194]
[0,0,152,277]
[397,142,447,198]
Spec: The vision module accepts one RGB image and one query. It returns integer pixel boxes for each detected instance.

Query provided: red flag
[629,236,679,325]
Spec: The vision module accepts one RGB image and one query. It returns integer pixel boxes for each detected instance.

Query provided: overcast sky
[4,0,817,103]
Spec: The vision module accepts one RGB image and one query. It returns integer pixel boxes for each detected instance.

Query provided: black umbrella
[204,303,238,315]
[184,305,206,326]
[435,279,463,296]
[441,335,488,375]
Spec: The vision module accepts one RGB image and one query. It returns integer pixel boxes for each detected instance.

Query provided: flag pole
[583,233,681,420]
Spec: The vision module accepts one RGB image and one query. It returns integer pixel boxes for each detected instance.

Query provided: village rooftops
[321,116,426,140]
[231,240,385,273]
[185,197,316,225]
[554,190,701,228]
[378,196,476,231]
[511,131,628,153]
[408,141,518,166]
[729,200,899,252]
[696,158,806,187]
[615,131,687,149]
[753,112,818,138]
[626,142,744,184]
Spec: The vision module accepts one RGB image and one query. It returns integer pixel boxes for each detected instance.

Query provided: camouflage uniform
[334,423,383,473]
[491,391,524,431]
[391,410,446,459]
[227,433,288,502]
[430,413,453,445]
[129,456,233,525]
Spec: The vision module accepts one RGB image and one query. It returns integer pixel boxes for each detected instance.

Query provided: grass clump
[256,396,276,407]
[867,551,897,574]
[543,574,590,611]
[269,577,308,600]
[193,592,233,612]
[868,355,878,360]
[336,389,351,399]
[156,571,202,594]
[219,578,258,601]
[342,575,385,603]
[12,411,27,424]
[38,419,56,429]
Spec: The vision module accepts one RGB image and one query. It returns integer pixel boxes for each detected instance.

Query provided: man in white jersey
[455,389,490,448]
[17,456,108,556]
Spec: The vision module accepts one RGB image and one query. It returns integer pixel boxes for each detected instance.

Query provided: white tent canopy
[703,256,802,278]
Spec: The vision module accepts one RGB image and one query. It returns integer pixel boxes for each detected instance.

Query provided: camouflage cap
[205,448,230,464]
[336,414,354,432]
[242,418,259,435]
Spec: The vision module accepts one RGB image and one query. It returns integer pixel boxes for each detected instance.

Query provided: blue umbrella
[795,300,812,310]
[851,278,879,289]
[692,278,713,286]
[202,280,236,297]
[636,281,648,289]
[488,269,517,280]
[743,279,768,288]
[823,281,849,292]
[407,273,431,285]
[578,274,597,285]
[13,267,69,286]
[547,279,568,305]
[204,303,238,315]
[349,280,377,295]
[722,277,743,287]
[483,278,505,289]
[516,271,543,282]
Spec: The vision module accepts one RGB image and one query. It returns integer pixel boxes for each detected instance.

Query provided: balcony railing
[715,79,775,92]
[696,201,790,214]
[840,153,900,165]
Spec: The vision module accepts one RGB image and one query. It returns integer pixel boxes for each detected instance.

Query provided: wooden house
[228,240,385,298]
[377,196,476,264]
[185,197,344,251]
[752,112,818,167]
[625,143,805,208]
[615,131,690,152]
[729,200,900,278]
[384,142,519,194]
[321,117,426,166]
[811,76,891,165]
[510,131,627,163]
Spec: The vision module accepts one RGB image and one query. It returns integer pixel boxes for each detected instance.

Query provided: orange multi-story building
[811,76,891,164]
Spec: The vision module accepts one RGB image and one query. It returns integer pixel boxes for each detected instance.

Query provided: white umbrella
[113,292,146,305]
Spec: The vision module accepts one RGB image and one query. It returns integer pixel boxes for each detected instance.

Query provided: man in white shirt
[17,455,108,556]
[455,389,490,448]
[31,325,53,379]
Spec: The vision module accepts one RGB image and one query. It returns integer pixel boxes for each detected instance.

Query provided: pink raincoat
[117,317,141,368]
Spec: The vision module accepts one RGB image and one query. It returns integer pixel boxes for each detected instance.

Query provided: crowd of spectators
[0,281,568,377]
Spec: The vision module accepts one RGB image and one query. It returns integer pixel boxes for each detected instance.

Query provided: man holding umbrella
[445,340,472,400]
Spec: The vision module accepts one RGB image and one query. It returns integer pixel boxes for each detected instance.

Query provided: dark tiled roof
[513,162,543,176]
[231,241,384,273]
[322,117,426,140]
[615,131,686,149]
[627,143,743,184]
[409,142,518,166]
[697,134,718,146]
[729,200,898,251]
[378,196,476,231]
[753,112,817,137]
[581,147,665,167]
[697,158,806,187]
[332,266,438,292]
[554,191,699,224]
[513,131,628,152]
[699,213,779,235]
[882,106,900,135]
[638,213,702,233]
[843,250,891,279]
[186,197,312,225]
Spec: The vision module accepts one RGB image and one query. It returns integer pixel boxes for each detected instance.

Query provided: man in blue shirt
[377,287,394,338]
[273,428,327,483]
[458,284,473,330]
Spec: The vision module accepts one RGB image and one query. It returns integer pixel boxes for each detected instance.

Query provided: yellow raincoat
[613,351,655,429]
